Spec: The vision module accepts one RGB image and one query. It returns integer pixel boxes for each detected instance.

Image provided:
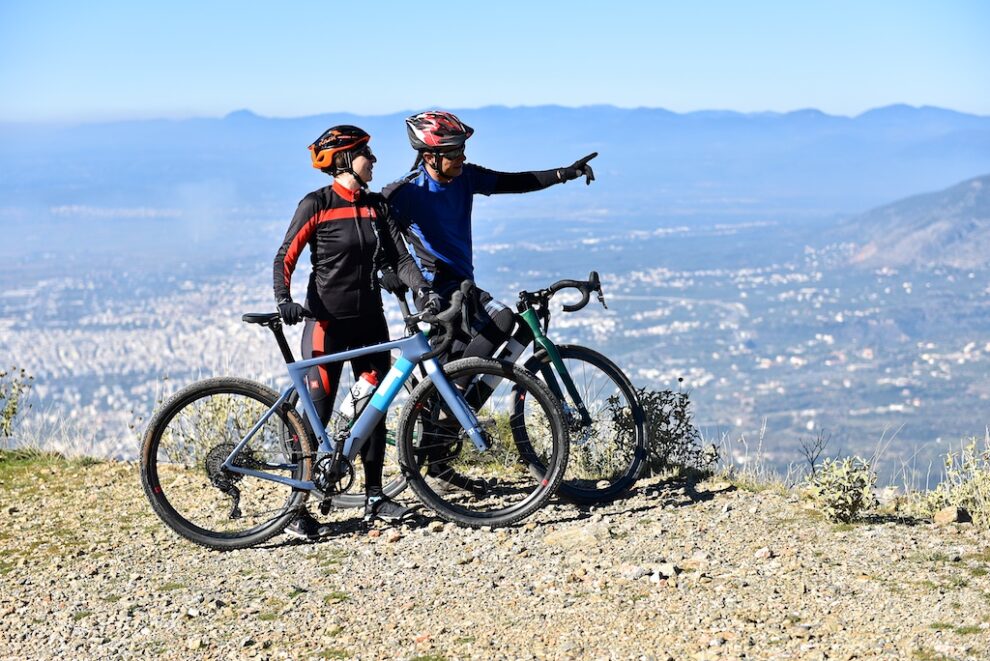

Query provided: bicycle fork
[421,357,490,451]
[518,308,594,427]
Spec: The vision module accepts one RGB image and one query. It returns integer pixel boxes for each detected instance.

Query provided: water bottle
[339,370,379,421]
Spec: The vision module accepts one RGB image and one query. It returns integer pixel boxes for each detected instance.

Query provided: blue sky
[1,1,988,122]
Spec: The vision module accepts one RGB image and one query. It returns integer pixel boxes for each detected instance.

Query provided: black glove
[560,152,597,185]
[414,287,442,314]
[278,300,305,325]
[379,270,406,294]
[360,191,390,219]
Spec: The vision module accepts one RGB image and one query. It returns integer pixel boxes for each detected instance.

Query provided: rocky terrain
[2,458,989,660]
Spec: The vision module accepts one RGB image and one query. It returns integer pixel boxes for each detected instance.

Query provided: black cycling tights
[301,313,390,492]
[461,305,514,360]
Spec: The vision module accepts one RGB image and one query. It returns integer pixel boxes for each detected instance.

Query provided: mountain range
[2,104,989,229]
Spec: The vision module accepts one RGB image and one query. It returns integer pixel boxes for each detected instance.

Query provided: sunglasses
[437,147,465,160]
[352,145,374,159]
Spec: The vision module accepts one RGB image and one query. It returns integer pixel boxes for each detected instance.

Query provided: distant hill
[1,104,989,229]
[843,174,990,269]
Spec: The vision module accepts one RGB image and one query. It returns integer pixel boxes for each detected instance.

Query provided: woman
[273,125,434,540]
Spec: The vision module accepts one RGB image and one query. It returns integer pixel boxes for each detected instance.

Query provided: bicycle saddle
[241,312,280,325]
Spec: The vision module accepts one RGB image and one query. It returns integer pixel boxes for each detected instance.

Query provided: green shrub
[629,388,716,476]
[805,456,877,523]
[0,367,34,442]
[919,436,990,528]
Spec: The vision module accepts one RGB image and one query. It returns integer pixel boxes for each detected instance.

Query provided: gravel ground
[2,460,989,660]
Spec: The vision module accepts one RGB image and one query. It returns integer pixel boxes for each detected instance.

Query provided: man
[382,111,595,495]
[383,110,597,363]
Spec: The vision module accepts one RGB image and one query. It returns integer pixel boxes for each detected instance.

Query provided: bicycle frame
[220,330,488,491]
[485,308,593,426]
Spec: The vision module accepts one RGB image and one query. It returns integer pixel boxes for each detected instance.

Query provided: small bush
[0,367,34,443]
[918,435,990,528]
[805,456,877,523]
[632,388,716,476]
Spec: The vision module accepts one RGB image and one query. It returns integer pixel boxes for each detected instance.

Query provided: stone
[543,525,606,549]
[933,506,972,525]
[619,564,648,580]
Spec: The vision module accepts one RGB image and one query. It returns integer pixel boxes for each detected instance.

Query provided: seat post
[268,319,297,364]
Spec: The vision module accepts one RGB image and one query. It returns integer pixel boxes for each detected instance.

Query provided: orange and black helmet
[309,125,371,171]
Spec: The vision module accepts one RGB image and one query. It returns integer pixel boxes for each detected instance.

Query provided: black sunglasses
[437,146,465,160]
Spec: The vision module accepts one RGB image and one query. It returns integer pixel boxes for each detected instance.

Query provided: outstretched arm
[489,152,598,194]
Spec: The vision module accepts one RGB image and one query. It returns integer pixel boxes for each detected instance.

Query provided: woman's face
[352,146,376,183]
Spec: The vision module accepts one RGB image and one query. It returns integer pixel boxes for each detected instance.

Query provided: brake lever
[589,271,608,309]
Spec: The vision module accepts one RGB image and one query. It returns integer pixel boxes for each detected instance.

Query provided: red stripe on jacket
[281,206,377,289]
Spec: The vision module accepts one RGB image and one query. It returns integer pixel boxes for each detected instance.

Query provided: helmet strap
[332,150,367,188]
[427,151,453,183]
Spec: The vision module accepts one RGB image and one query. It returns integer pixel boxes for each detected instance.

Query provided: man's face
[428,146,466,179]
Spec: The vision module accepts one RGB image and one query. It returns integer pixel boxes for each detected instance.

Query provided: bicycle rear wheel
[140,377,313,550]
[523,345,647,505]
[396,358,568,528]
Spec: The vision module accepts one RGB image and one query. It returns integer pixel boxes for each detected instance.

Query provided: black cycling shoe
[284,511,332,541]
[364,492,414,524]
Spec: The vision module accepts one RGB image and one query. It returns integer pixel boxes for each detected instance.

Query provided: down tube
[342,355,417,460]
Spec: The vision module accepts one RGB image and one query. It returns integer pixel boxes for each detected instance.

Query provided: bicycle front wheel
[396,358,568,528]
[523,345,647,505]
[140,377,313,550]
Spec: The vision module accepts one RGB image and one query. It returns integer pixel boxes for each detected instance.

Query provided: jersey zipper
[353,205,366,312]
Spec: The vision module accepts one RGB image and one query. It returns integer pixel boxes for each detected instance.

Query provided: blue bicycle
[140,284,569,550]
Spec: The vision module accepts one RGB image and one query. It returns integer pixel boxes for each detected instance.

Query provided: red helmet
[405,111,474,151]
[309,125,370,170]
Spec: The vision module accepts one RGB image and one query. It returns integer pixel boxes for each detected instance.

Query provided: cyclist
[383,110,596,363]
[273,125,437,540]
[382,111,596,493]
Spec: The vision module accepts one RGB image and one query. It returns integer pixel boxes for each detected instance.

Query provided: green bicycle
[504,271,648,504]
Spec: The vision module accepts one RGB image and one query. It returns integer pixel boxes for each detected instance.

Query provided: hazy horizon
[2,102,988,127]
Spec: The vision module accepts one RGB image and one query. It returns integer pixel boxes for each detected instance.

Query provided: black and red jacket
[273,180,426,321]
